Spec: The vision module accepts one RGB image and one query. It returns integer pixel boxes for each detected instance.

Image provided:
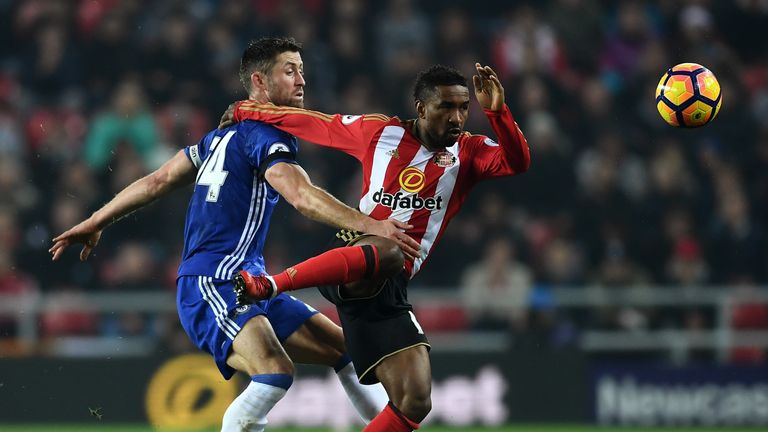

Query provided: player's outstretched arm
[471,63,530,178]
[49,150,197,261]
[264,162,420,260]
[219,101,387,162]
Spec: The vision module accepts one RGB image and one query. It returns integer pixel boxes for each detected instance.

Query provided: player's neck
[411,119,443,153]
[248,91,270,104]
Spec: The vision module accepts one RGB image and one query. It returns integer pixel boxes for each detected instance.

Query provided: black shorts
[319,229,430,384]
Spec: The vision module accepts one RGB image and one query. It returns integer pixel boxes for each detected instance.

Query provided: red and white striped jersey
[235,101,530,277]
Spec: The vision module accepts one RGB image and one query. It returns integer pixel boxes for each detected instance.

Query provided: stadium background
[1,0,767,430]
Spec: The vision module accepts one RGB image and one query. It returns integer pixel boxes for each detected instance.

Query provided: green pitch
[0,426,763,432]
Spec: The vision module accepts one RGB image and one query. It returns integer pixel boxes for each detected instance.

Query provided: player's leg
[235,233,404,301]
[322,269,431,431]
[222,315,295,432]
[367,345,432,427]
[226,314,294,375]
[268,295,388,422]
[339,235,403,298]
[176,276,294,432]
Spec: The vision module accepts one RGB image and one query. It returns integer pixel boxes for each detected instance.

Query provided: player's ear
[251,71,268,92]
[415,100,426,120]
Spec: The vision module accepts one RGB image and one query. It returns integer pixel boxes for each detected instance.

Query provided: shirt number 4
[197,131,235,202]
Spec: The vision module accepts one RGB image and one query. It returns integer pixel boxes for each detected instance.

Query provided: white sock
[335,361,389,423]
[221,381,288,432]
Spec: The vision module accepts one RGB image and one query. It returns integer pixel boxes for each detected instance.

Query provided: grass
[0,426,764,432]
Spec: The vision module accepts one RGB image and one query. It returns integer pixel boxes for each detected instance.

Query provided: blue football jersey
[177,121,298,279]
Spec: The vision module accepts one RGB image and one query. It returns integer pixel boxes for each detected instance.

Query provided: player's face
[266,51,305,108]
[419,85,470,148]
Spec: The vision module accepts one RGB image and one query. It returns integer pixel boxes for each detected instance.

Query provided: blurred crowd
[1,0,767,355]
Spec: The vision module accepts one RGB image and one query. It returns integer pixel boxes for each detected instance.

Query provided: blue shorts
[176,275,318,379]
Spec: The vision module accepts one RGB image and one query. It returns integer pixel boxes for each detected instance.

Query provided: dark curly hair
[412,65,468,102]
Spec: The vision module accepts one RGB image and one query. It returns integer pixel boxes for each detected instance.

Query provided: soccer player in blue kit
[49,37,420,431]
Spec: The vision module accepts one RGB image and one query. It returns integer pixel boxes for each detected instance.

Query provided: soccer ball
[655,63,722,128]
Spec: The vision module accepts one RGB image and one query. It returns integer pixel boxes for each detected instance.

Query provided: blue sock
[251,373,293,390]
[333,352,352,373]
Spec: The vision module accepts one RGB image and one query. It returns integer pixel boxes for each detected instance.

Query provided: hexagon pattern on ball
[655,63,722,128]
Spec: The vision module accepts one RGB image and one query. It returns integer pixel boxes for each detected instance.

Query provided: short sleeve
[184,135,211,169]
[244,124,299,177]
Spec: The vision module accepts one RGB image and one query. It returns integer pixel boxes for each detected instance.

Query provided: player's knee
[247,361,294,378]
[396,392,432,423]
[375,240,404,278]
[240,353,295,377]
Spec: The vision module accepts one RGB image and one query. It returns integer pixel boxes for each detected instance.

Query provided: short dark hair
[413,65,468,102]
[239,37,303,92]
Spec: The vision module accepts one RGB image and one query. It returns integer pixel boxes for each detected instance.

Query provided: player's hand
[366,219,421,261]
[49,219,102,262]
[472,63,505,111]
[218,102,237,129]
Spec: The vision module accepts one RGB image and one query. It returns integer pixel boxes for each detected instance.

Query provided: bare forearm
[266,162,419,258]
[90,175,164,230]
[294,185,372,232]
[91,151,195,229]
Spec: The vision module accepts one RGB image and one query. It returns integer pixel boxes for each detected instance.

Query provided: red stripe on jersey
[400,153,449,274]
[409,139,481,275]
[359,127,386,199]
[366,127,422,221]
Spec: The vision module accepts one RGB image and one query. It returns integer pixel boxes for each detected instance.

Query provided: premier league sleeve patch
[341,115,362,125]
[268,142,291,155]
[258,142,298,178]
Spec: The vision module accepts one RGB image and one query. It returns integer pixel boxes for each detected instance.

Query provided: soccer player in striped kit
[49,37,423,431]
[227,63,531,431]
